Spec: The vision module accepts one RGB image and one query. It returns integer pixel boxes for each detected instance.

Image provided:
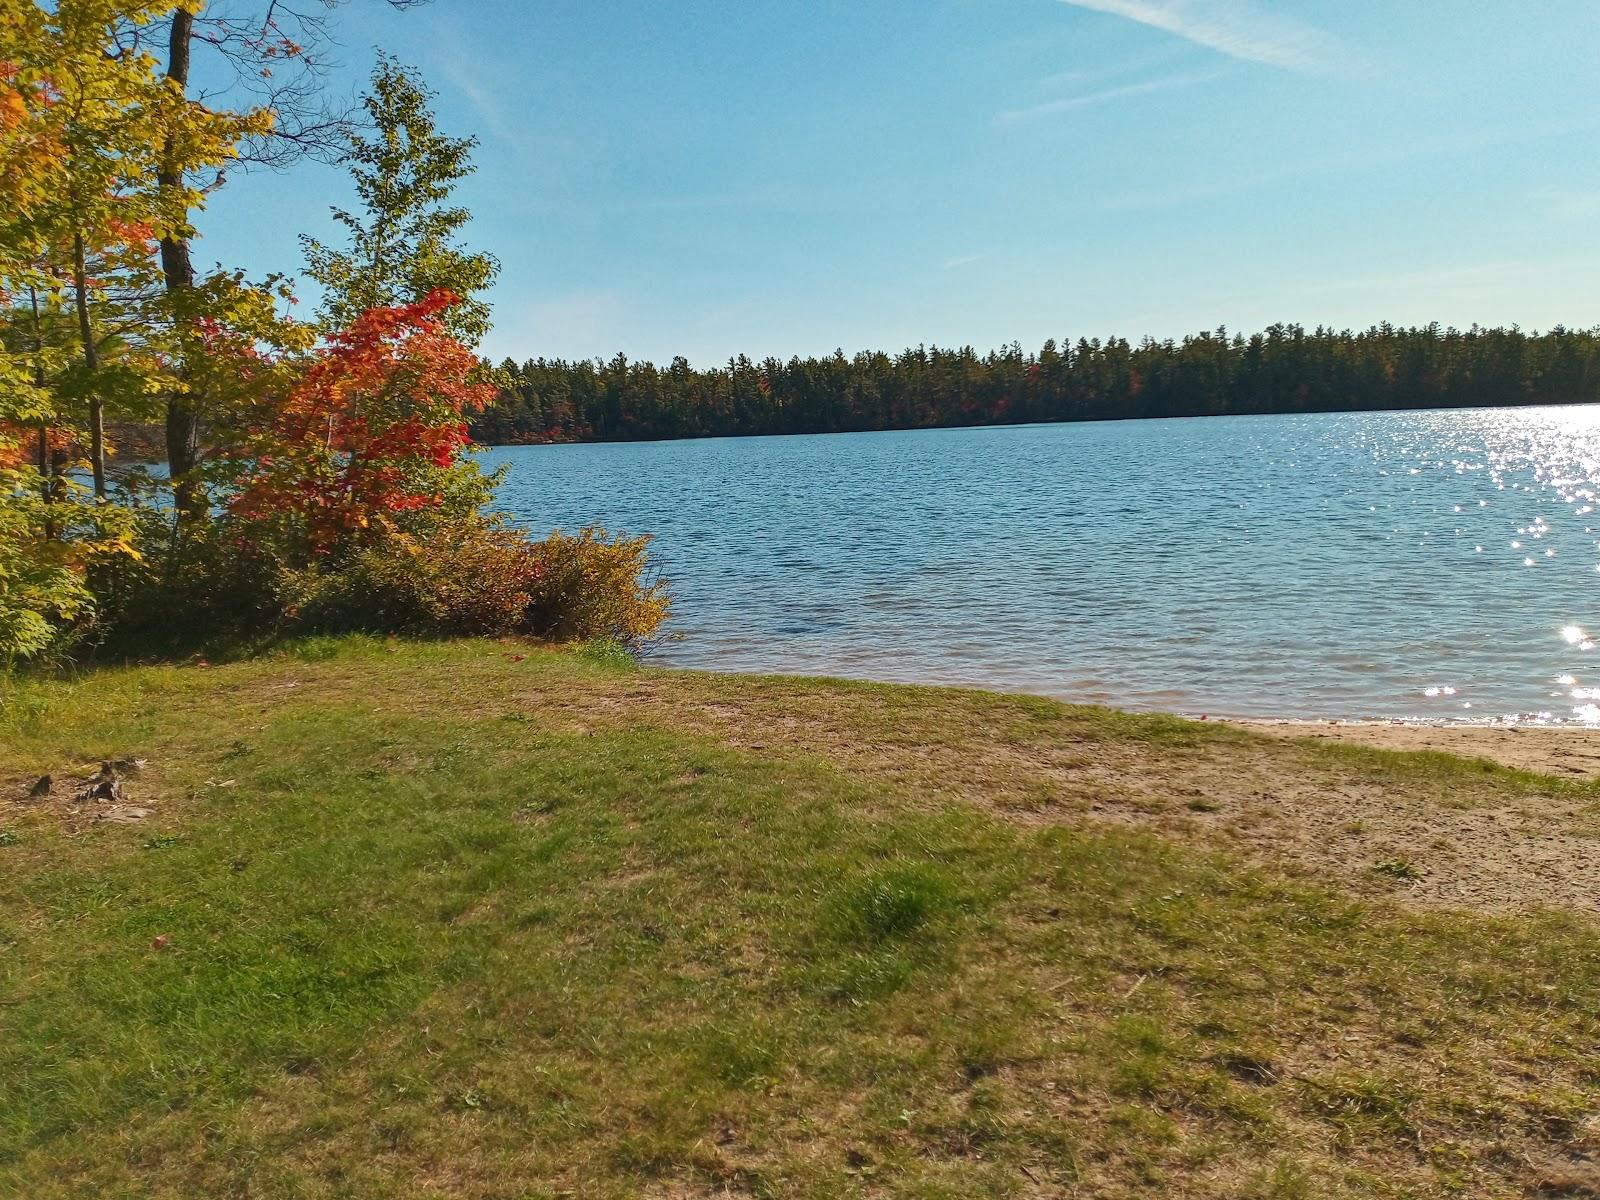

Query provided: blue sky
[197,0,1600,367]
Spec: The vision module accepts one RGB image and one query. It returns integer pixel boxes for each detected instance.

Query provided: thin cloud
[425,13,527,151]
[1534,186,1600,220]
[942,253,985,271]
[486,288,633,363]
[999,70,1226,122]
[1091,118,1598,213]
[438,56,521,148]
[1030,45,1184,92]
[1058,0,1345,73]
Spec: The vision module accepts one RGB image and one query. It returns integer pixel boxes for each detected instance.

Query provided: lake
[482,405,1600,724]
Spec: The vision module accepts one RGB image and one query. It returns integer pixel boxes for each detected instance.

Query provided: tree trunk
[35,417,54,540]
[72,233,106,499]
[28,287,54,538]
[160,8,202,520]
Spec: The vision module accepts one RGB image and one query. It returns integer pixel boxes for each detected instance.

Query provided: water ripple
[483,405,1600,724]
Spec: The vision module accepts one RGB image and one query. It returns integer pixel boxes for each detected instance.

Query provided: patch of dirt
[1531,1158,1600,1197]
[5,757,160,830]
[1080,748,1600,916]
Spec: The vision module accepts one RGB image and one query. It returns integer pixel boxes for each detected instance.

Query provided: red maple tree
[227,289,494,556]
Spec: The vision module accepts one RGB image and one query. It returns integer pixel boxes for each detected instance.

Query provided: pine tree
[302,56,499,347]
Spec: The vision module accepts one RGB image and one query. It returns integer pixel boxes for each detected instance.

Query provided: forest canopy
[478,323,1600,444]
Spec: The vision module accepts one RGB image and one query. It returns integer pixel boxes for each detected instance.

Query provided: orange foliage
[226,290,494,555]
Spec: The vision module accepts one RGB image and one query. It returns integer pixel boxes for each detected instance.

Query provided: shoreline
[651,660,1600,779]
[668,661,1600,775]
[1223,717,1600,780]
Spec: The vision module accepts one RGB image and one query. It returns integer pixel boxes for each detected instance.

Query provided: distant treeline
[474,323,1600,444]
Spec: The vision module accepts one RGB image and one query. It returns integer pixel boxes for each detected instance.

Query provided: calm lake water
[482,405,1600,724]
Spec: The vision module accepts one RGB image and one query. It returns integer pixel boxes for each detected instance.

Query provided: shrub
[520,526,669,646]
[296,520,543,637]
[87,513,669,655]
[2,465,139,668]
[88,513,301,654]
[132,518,663,648]
[1,506,94,667]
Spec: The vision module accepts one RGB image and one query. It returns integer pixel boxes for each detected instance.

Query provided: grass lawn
[2,637,1598,1198]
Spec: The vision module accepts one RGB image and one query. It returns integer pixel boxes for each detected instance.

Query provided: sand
[1228,719,1600,781]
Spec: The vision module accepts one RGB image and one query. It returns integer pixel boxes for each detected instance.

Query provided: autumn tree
[0,3,62,444]
[0,5,71,660]
[0,3,154,660]
[1,1,275,504]
[124,1,427,517]
[223,289,493,561]
[2,0,297,665]
[302,56,499,347]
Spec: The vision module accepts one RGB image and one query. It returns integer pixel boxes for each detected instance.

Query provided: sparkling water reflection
[483,405,1600,724]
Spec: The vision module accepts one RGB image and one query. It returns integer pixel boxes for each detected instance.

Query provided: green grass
[1372,858,1426,882]
[1,638,1597,1198]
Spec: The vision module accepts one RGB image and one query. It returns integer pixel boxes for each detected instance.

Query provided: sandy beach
[1227,719,1600,780]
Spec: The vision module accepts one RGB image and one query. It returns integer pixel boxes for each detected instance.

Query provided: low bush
[89,514,302,653]
[90,514,670,656]
[520,526,670,646]
[295,521,542,638]
[300,521,668,646]
[0,461,138,670]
